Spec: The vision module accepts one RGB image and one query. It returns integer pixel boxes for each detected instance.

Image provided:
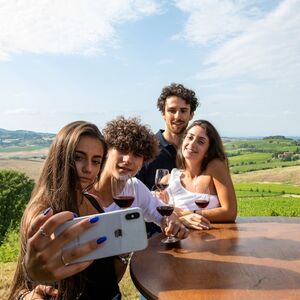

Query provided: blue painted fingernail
[73,213,78,218]
[89,216,99,223]
[96,236,107,244]
[43,207,51,215]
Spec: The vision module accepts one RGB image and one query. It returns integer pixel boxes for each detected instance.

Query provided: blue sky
[0,0,299,137]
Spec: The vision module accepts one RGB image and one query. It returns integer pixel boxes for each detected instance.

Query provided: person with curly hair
[90,116,189,242]
[137,83,199,236]
[10,118,189,300]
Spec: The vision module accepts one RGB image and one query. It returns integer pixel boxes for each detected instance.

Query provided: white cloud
[176,0,300,83]
[3,108,38,115]
[0,0,160,60]
[174,0,261,45]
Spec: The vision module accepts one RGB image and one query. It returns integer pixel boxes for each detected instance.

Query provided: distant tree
[0,170,34,243]
[263,135,287,140]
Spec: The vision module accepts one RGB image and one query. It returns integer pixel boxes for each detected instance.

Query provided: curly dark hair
[157,83,199,113]
[103,116,159,163]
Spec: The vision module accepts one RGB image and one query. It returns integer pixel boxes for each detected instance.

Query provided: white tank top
[167,168,220,211]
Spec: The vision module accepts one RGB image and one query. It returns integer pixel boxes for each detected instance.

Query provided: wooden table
[130,217,300,300]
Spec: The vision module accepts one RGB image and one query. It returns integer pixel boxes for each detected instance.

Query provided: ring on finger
[39,227,49,237]
[61,252,70,267]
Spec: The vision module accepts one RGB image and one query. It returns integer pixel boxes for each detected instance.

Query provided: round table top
[130,217,300,300]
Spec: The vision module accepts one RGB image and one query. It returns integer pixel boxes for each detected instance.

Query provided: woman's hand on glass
[24,208,106,283]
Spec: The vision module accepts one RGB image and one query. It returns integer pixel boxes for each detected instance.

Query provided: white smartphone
[55,207,148,263]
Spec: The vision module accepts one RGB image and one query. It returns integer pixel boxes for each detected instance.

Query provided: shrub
[0,227,20,262]
[0,170,34,243]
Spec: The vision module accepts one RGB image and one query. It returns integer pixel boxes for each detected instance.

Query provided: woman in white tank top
[160,120,237,230]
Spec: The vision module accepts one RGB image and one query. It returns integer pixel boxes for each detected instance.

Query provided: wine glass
[155,169,169,192]
[155,168,179,243]
[194,185,210,211]
[156,190,179,244]
[111,174,135,209]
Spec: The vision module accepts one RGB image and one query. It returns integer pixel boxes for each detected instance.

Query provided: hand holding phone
[55,207,148,263]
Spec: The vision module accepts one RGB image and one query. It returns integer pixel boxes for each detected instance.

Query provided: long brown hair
[177,120,228,172]
[9,121,107,300]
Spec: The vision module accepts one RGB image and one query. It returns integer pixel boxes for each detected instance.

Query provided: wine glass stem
[165,216,172,240]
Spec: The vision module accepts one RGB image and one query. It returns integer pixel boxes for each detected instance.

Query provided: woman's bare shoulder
[206,158,227,172]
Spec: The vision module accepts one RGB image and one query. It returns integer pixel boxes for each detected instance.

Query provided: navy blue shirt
[137,129,177,190]
[136,130,177,237]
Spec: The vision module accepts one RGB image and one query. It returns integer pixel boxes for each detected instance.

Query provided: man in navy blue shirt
[137,83,199,237]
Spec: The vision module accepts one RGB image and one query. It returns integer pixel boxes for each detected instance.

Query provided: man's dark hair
[103,116,159,163]
[157,83,199,113]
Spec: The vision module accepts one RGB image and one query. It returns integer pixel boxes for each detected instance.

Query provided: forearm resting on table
[175,206,236,222]
[197,207,236,222]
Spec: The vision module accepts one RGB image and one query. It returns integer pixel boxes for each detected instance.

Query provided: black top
[79,257,120,300]
[77,194,120,300]
[136,130,177,190]
[136,130,177,237]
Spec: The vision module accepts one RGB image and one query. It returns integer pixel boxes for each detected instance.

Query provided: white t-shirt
[168,168,220,211]
[104,177,164,225]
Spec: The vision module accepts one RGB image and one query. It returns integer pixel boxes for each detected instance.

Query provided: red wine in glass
[156,190,179,244]
[156,205,174,216]
[111,175,135,209]
[113,196,135,208]
[195,199,209,209]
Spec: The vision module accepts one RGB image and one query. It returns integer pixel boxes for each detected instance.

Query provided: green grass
[229,152,271,164]
[235,182,300,195]
[238,197,300,217]
[224,137,300,174]
[224,137,300,152]
[235,182,300,217]
[230,158,300,174]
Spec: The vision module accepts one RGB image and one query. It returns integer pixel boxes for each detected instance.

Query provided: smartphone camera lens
[126,212,140,220]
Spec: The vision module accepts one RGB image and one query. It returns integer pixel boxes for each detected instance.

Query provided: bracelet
[117,252,132,265]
